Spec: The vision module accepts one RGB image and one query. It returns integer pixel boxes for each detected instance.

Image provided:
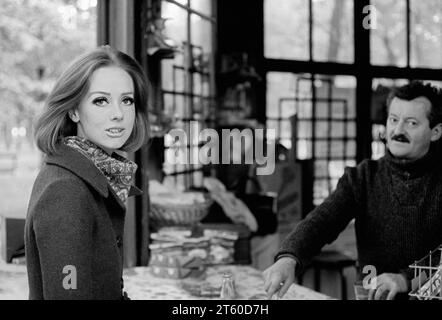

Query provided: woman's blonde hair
[34,46,149,155]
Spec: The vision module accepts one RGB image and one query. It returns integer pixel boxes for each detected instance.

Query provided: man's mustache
[390,134,410,143]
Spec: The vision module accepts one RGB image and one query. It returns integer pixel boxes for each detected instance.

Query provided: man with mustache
[263,81,442,300]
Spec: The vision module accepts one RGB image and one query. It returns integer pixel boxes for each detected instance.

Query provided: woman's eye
[122,97,134,106]
[92,97,108,106]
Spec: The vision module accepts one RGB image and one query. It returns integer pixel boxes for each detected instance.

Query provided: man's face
[386,96,438,160]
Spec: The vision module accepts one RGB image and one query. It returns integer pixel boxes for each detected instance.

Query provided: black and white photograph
[0,0,442,307]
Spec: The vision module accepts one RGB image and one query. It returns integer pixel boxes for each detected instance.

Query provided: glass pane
[346,140,357,157]
[315,141,328,157]
[325,76,356,119]
[280,99,296,119]
[266,72,296,118]
[298,121,312,139]
[269,118,292,142]
[315,160,328,177]
[371,0,407,66]
[316,101,329,118]
[331,101,348,119]
[280,120,292,139]
[411,0,442,68]
[331,121,345,138]
[346,122,356,138]
[297,139,312,159]
[298,100,313,118]
[190,0,212,16]
[164,93,186,118]
[313,0,354,63]
[331,141,345,156]
[161,3,188,92]
[162,59,186,92]
[315,121,328,138]
[162,2,188,45]
[191,14,213,57]
[264,0,309,60]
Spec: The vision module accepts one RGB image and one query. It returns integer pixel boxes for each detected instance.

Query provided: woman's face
[72,66,136,154]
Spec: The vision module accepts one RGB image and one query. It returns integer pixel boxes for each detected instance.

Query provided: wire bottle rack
[408,245,442,300]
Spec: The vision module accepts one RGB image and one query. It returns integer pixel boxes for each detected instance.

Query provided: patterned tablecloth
[123,265,332,300]
[0,262,332,300]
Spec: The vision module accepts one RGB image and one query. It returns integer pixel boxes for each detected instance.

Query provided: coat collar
[45,143,143,199]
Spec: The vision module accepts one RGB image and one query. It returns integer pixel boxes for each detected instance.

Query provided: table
[123,265,332,300]
[0,262,332,300]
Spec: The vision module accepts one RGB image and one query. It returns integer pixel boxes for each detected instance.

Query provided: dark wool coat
[25,143,141,300]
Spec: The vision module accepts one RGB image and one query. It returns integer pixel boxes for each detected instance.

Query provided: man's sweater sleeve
[277,166,360,275]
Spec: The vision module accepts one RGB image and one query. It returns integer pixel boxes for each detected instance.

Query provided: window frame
[263,0,442,163]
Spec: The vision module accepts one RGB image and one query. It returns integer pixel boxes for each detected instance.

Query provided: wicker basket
[150,194,213,227]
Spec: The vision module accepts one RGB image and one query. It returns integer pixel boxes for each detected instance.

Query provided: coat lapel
[45,144,143,206]
[46,144,109,198]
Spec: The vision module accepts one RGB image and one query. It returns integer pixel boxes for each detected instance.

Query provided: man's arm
[277,166,360,275]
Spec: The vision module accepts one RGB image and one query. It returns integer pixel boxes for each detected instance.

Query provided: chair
[298,249,356,300]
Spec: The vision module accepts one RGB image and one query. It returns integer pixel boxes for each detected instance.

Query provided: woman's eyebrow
[88,91,110,97]
[121,92,134,96]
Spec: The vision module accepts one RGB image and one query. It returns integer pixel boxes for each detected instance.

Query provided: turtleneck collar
[385,144,438,178]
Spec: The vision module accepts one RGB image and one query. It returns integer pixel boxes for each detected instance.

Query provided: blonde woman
[25,46,149,299]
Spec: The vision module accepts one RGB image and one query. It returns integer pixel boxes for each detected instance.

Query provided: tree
[0,0,96,147]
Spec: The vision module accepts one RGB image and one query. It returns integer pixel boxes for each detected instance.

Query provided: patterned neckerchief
[64,136,138,203]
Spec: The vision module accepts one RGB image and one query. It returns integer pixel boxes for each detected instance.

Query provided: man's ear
[430,123,442,142]
[68,110,80,123]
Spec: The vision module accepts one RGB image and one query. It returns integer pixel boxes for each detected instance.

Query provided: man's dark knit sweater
[278,147,442,282]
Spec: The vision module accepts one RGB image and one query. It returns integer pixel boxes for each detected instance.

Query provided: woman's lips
[105,128,125,137]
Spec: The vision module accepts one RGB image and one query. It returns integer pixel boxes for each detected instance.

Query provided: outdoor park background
[0,0,96,219]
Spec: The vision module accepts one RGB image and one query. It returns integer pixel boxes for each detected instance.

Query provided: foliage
[264,0,441,68]
[0,0,96,128]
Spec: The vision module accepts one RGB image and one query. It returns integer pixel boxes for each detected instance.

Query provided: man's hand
[263,257,297,299]
[368,273,409,300]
